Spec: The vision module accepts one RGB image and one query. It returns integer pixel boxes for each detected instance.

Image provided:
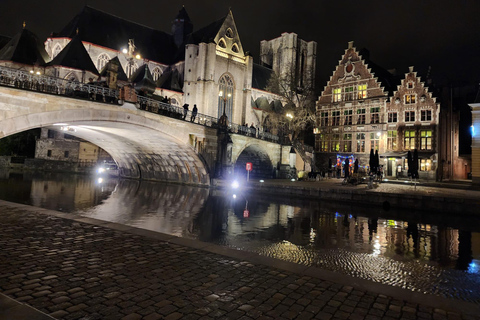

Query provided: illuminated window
[388,112,397,123]
[333,88,342,102]
[420,159,432,171]
[357,84,367,99]
[332,111,340,126]
[344,109,353,125]
[218,74,234,120]
[420,130,432,150]
[387,130,397,150]
[319,134,329,152]
[405,111,415,122]
[405,94,416,104]
[345,86,354,101]
[370,107,380,124]
[370,133,379,150]
[343,133,352,152]
[356,133,365,152]
[97,53,110,72]
[404,130,416,150]
[357,108,365,124]
[320,112,329,126]
[331,134,340,152]
[152,67,161,81]
[125,61,138,78]
[421,110,432,121]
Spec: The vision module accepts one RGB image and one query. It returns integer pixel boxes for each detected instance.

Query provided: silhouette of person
[191,104,198,122]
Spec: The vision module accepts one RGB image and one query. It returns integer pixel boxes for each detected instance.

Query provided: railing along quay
[0,65,279,143]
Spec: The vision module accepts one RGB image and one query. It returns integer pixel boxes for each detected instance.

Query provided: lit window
[97,53,110,72]
[357,108,365,124]
[344,110,353,125]
[407,82,414,89]
[319,134,329,152]
[387,130,397,150]
[152,67,161,81]
[405,111,415,122]
[370,107,380,124]
[420,130,432,150]
[388,112,397,123]
[343,133,352,152]
[357,84,367,99]
[370,133,379,151]
[404,130,416,150]
[125,61,138,78]
[405,94,416,104]
[331,134,340,152]
[356,133,365,152]
[421,110,432,121]
[333,88,342,102]
[420,159,432,171]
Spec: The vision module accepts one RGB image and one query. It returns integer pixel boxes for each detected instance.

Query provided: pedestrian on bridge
[182,103,189,120]
[191,105,198,122]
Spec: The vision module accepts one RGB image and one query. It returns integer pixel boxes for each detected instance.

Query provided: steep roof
[156,68,183,92]
[99,56,128,81]
[252,63,274,91]
[175,7,191,21]
[0,28,49,65]
[47,35,99,74]
[187,15,227,45]
[53,6,177,64]
[0,35,11,50]
[131,64,156,94]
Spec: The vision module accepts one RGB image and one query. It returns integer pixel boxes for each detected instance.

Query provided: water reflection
[0,169,479,302]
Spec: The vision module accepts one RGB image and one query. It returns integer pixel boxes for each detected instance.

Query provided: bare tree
[265,66,316,143]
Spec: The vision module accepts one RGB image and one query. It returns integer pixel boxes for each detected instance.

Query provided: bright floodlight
[122,48,128,54]
[97,178,103,184]
[232,194,237,199]
[291,179,296,182]
[259,180,264,183]
[231,180,239,189]
[376,131,381,137]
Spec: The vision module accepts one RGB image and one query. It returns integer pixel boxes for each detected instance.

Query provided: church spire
[171,6,193,48]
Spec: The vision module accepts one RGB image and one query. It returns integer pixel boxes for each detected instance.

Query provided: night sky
[1,0,480,90]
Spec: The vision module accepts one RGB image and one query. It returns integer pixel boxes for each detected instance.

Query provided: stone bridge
[0,84,285,186]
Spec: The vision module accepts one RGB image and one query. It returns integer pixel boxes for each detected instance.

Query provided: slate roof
[53,6,177,65]
[156,68,183,92]
[0,29,49,65]
[131,64,156,94]
[175,7,191,21]
[0,35,11,50]
[47,35,99,74]
[187,15,226,45]
[252,63,274,91]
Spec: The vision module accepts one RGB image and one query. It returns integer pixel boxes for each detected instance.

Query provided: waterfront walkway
[0,197,479,320]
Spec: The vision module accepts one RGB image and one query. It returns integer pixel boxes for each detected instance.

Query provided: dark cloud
[1,0,479,88]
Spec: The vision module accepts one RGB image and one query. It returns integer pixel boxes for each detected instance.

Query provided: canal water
[0,170,479,303]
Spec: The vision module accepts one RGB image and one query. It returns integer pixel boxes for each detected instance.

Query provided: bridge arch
[233,143,275,180]
[0,87,214,186]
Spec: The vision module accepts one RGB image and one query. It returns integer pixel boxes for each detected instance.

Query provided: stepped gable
[359,48,399,96]
[99,56,128,81]
[0,28,49,65]
[252,63,274,91]
[53,6,177,64]
[47,35,99,75]
[318,42,388,104]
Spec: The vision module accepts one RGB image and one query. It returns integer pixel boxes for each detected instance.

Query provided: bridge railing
[0,65,119,103]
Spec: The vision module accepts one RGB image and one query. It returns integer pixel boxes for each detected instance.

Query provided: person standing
[191,104,198,122]
[182,103,189,120]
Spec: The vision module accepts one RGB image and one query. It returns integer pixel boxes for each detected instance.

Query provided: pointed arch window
[231,43,239,53]
[125,61,138,78]
[152,67,161,81]
[219,39,227,48]
[52,44,63,58]
[218,74,234,121]
[97,53,110,72]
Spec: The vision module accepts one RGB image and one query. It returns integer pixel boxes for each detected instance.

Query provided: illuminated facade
[314,42,440,178]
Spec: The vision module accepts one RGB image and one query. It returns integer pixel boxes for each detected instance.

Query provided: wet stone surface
[0,205,479,320]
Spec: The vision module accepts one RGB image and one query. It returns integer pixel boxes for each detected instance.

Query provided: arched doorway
[234,145,274,180]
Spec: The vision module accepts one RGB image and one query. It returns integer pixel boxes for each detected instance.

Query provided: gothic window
[370,107,380,124]
[404,130,416,150]
[219,39,227,48]
[152,67,161,81]
[125,61,138,78]
[218,74,234,120]
[405,111,415,122]
[357,84,367,99]
[52,44,62,58]
[344,109,353,125]
[388,112,397,123]
[225,28,234,38]
[405,94,416,104]
[333,88,342,102]
[97,53,110,72]
[421,110,432,121]
[356,133,365,152]
[420,130,432,150]
[357,108,366,124]
[231,43,239,53]
[387,130,397,150]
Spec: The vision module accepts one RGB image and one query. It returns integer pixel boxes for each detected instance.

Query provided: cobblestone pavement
[0,201,479,320]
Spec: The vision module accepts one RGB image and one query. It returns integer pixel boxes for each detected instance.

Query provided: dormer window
[219,39,227,48]
[231,43,239,53]
[225,28,234,38]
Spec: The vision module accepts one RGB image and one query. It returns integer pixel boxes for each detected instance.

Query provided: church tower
[171,6,193,48]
